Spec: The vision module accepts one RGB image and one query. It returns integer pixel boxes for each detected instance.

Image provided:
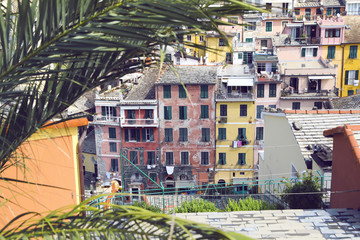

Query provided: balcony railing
[121,118,158,127]
[216,91,254,100]
[281,89,337,98]
[283,36,320,45]
[94,116,120,123]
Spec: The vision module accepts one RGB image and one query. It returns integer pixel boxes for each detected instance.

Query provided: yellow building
[183,33,206,58]
[214,65,256,188]
[322,43,360,97]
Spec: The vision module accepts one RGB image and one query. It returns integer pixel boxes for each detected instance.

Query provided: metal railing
[88,174,331,213]
[121,118,158,126]
[216,92,254,100]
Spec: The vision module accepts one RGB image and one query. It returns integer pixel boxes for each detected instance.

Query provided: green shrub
[224,197,277,212]
[132,201,162,213]
[175,199,218,213]
[281,172,323,209]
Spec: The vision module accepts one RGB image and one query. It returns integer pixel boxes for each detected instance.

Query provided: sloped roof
[125,68,159,100]
[156,66,218,85]
[284,110,360,161]
[343,16,360,43]
[329,94,360,109]
[82,130,96,154]
[323,0,345,7]
[294,0,321,8]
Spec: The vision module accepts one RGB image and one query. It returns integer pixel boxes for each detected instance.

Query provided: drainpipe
[119,105,125,193]
[340,44,345,97]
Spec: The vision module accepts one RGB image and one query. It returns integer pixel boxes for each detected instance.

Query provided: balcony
[94,116,120,125]
[283,36,321,45]
[256,72,281,82]
[216,91,254,101]
[280,88,338,99]
[121,118,159,127]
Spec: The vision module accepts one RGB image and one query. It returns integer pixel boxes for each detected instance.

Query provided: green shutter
[301,48,305,57]
[345,70,349,85]
[356,70,359,80]
[136,129,141,142]
[142,129,146,142]
[101,106,106,116]
[169,106,172,120]
[150,129,154,141]
[313,48,318,57]
[124,130,129,142]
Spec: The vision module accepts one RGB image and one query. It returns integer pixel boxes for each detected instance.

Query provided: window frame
[201,128,211,142]
[110,159,119,172]
[269,84,277,98]
[200,105,209,119]
[164,106,172,120]
[238,153,246,165]
[164,128,173,142]
[200,85,209,98]
[350,46,358,59]
[178,85,186,98]
[240,104,247,117]
[218,128,226,140]
[220,104,227,116]
[327,46,335,59]
[201,152,209,165]
[163,85,171,98]
[292,102,301,110]
[109,142,117,152]
[219,153,226,165]
[256,105,264,119]
[109,127,116,139]
[179,128,188,142]
[256,127,264,140]
[179,106,187,120]
[130,151,138,165]
[265,22,273,32]
[180,151,190,165]
[257,84,264,98]
[165,152,174,165]
[147,151,156,165]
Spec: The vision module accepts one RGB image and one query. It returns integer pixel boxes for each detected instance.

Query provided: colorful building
[215,65,256,187]
[0,118,88,226]
[156,66,217,187]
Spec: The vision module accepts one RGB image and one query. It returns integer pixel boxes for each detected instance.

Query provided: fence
[88,174,331,213]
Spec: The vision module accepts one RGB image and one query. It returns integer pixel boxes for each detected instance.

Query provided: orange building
[324,124,360,210]
[0,118,88,226]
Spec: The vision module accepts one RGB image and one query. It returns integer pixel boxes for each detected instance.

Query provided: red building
[155,66,218,188]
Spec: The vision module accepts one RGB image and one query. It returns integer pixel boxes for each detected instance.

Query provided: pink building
[156,66,217,188]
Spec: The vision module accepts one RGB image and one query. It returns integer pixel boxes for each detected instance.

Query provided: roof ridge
[284,109,360,114]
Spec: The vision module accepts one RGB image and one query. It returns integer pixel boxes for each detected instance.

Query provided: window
[220,104,227,116]
[109,142,117,152]
[269,104,276,109]
[179,85,186,98]
[144,109,153,120]
[165,152,174,165]
[325,29,340,38]
[292,102,301,110]
[256,127,263,140]
[142,128,154,142]
[219,39,225,46]
[130,151,138,164]
[164,128,173,142]
[245,38,253,42]
[247,22,256,31]
[164,106,172,120]
[228,16,238,24]
[180,152,189,165]
[294,9,300,15]
[124,129,141,142]
[149,173,157,182]
[201,128,210,142]
[269,84,277,97]
[240,104,247,116]
[345,70,359,85]
[187,35,191,41]
[110,159,118,172]
[347,3,360,15]
[237,128,246,140]
[327,46,335,59]
[218,128,226,140]
[101,106,117,117]
[257,62,266,73]
[201,105,209,119]
[201,152,209,165]
[199,35,204,42]
[219,153,226,165]
[261,40,267,48]
[147,151,156,165]
[350,46,358,59]
[179,106,187,120]
[179,128,188,142]
[314,102,323,110]
[257,84,264,98]
[109,127,116,139]
[256,105,264,119]
[163,85,171,98]
[238,52,243,59]
[301,47,318,57]
[200,85,208,98]
[348,90,354,96]
[265,22,272,32]
[127,110,135,124]
[238,153,246,165]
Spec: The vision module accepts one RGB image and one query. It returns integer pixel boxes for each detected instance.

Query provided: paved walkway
[176,209,360,239]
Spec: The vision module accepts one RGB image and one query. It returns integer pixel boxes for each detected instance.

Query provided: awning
[286,23,303,28]
[308,76,334,80]
[227,78,254,86]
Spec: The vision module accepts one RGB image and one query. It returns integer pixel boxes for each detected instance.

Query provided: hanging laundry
[237,140,242,147]
[232,141,237,148]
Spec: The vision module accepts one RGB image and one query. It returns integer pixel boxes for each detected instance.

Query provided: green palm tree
[0,0,260,238]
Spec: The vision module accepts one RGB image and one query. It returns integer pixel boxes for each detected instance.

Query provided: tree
[0,0,259,238]
[281,172,323,209]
